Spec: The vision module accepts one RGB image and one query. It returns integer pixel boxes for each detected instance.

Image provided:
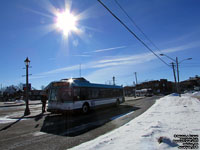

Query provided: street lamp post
[24,57,30,116]
[160,54,192,96]
[176,57,192,96]
[160,54,178,93]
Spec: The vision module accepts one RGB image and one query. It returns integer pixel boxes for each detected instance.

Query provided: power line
[114,0,162,53]
[97,0,171,68]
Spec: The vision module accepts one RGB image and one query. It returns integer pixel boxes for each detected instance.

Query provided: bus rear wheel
[82,103,90,114]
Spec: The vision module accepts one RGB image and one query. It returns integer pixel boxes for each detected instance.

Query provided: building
[180,75,200,92]
[29,90,43,100]
[123,86,135,97]
[124,79,174,96]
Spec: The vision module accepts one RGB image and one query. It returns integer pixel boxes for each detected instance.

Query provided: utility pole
[134,72,138,98]
[176,57,180,96]
[160,53,192,96]
[113,76,115,85]
[134,72,138,85]
[171,62,178,93]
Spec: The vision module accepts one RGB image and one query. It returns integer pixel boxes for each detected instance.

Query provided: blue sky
[0,0,200,89]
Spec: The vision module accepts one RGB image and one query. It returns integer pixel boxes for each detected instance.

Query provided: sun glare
[56,10,77,36]
[68,78,74,84]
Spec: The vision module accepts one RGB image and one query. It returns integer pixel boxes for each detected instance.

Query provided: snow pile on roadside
[0,115,30,124]
[4,100,25,104]
[193,91,200,97]
[70,94,200,150]
[0,116,22,124]
[15,100,25,103]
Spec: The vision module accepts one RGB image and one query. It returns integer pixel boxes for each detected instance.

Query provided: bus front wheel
[82,103,90,114]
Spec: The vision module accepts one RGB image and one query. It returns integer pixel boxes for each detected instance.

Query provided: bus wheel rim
[83,105,88,112]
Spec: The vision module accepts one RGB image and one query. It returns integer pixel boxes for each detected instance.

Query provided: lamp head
[24,57,30,66]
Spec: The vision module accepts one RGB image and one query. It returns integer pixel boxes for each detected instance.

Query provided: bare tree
[18,83,24,91]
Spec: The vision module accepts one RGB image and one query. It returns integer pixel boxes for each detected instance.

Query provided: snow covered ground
[0,100,42,124]
[4,100,25,104]
[70,93,200,150]
[0,116,26,124]
[193,92,200,98]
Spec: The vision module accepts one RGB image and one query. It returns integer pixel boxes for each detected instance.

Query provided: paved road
[0,96,162,150]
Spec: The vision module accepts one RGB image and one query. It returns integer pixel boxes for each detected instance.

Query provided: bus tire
[82,103,90,114]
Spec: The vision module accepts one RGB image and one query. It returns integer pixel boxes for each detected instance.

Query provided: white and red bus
[47,78,124,113]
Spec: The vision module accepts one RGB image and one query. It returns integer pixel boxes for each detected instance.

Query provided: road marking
[33,131,46,136]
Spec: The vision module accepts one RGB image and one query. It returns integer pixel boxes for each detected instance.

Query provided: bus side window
[100,88,109,98]
[73,88,80,100]
[108,89,112,97]
[87,88,92,100]
[80,88,89,100]
[117,89,119,97]
[91,88,99,99]
[99,89,103,98]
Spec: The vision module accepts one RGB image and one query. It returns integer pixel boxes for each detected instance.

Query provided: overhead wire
[114,0,198,70]
[114,0,162,53]
[97,0,171,68]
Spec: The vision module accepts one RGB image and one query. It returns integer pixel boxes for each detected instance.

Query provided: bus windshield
[49,84,73,102]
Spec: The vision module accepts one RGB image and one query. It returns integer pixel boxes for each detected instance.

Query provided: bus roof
[60,78,123,89]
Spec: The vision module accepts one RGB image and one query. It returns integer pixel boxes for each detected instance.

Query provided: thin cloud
[84,46,126,54]
[35,52,153,77]
[34,41,200,79]
[71,54,91,57]
[98,41,200,64]
[162,30,200,46]
[161,40,200,54]
[93,53,154,68]
[29,75,48,80]
[38,65,79,76]
[73,39,79,47]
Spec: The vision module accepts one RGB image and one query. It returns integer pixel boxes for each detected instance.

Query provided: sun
[56,10,77,36]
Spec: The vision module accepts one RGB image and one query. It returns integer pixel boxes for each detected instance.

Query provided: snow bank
[15,100,25,103]
[0,117,19,124]
[193,91,200,97]
[0,116,26,124]
[4,100,25,104]
[70,94,200,150]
